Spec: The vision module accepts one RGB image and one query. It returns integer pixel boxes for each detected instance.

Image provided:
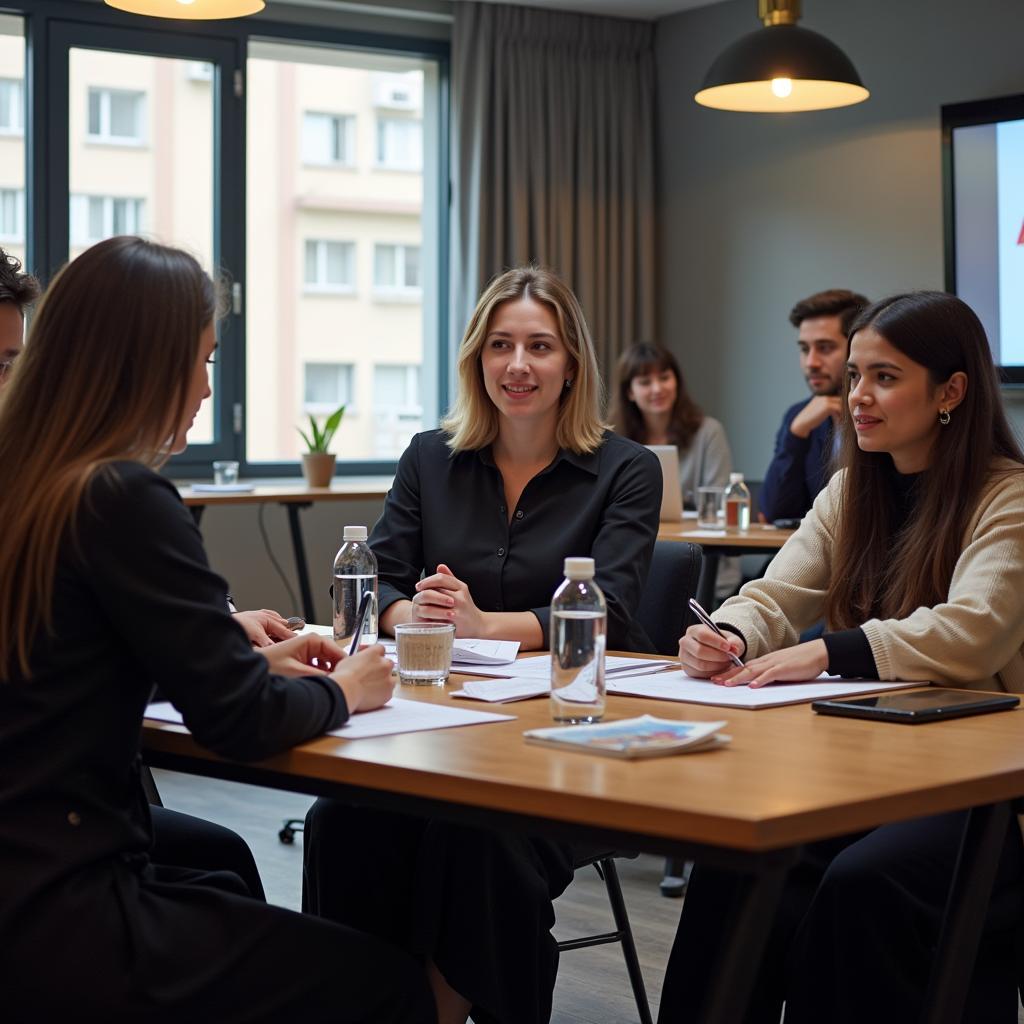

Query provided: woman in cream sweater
[662,291,1024,1024]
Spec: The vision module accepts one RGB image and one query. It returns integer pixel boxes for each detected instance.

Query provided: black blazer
[0,462,347,934]
[370,429,661,652]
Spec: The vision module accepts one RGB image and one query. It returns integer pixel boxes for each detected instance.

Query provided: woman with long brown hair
[0,236,434,1022]
[610,341,734,508]
[664,291,1024,1022]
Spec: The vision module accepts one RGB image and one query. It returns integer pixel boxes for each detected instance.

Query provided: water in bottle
[723,472,751,531]
[550,557,606,723]
[333,525,378,647]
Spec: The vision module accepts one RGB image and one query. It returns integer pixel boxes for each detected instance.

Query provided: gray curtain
[451,1,657,377]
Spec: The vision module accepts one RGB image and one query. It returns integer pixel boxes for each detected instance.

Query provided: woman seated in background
[611,340,739,596]
[665,291,1024,1024]
[0,236,435,1023]
[304,265,662,1024]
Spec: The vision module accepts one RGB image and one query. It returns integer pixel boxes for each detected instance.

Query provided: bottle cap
[729,472,744,484]
[563,557,595,580]
[343,525,368,541]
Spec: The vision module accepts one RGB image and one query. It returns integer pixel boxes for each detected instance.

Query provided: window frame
[20,1,449,479]
[303,238,357,295]
[0,76,24,135]
[301,110,356,168]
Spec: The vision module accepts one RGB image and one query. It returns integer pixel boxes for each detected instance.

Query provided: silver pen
[688,598,745,669]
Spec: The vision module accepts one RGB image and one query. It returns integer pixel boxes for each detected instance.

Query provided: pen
[687,598,745,669]
[347,592,374,657]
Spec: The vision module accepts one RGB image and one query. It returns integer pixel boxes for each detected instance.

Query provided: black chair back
[635,540,703,656]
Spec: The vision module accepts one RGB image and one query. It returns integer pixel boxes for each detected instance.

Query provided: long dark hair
[610,342,704,450]
[0,237,217,679]
[825,291,1024,629]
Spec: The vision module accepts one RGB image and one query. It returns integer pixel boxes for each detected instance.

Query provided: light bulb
[771,77,793,98]
[176,0,196,5]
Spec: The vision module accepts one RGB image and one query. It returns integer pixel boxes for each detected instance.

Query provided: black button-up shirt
[369,429,661,651]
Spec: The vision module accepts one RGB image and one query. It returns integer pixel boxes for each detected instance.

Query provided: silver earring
[564,379,573,390]
[939,408,951,425]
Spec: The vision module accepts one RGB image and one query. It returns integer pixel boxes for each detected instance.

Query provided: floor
[153,770,1024,1023]
[153,769,683,1023]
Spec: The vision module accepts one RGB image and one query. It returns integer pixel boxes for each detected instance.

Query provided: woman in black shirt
[0,237,435,1022]
[304,266,661,1024]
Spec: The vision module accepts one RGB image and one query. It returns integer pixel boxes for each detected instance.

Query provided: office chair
[636,540,703,899]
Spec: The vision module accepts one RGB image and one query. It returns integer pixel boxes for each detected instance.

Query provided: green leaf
[297,427,316,452]
[296,403,346,453]
[322,404,346,449]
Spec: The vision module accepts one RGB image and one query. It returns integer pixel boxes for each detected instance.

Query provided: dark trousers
[150,804,266,900]
[658,811,1024,1024]
[303,799,577,1024]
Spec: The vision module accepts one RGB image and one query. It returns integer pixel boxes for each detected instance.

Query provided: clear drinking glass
[697,486,724,528]
[394,622,455,685]
[212,460,239,486]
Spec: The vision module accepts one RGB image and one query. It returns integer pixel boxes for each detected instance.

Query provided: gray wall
[655,0,1024,479]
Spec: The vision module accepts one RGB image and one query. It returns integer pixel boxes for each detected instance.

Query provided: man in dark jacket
[760,288,868,522]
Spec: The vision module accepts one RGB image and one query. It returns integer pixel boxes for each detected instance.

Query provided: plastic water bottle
[333,525,378,647]
[550,557,606,723]
[723,472,751,531]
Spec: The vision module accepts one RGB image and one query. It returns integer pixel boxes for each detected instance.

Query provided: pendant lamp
[104,0,264,19]
[695,0,868,113]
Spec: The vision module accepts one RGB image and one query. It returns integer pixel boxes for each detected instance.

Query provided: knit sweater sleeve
[861,469,1024,688]
[712,472,841,658]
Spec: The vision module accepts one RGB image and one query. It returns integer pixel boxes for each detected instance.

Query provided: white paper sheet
[459,655,673,679]
[327,698,512,738]
[605,672,923,709]
[145,699,513,738]
[453,677,549,702]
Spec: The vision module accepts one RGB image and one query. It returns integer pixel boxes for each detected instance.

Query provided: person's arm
[713,472,842,658]
[369,433,427,633]
[83,466,350,761]
[527,446,661,650]
[860,473,1024,686]
[698,418,734,489]
[759,403,813,522]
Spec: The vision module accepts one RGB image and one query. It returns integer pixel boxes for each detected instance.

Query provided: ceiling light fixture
[695,0,869,113]
[104,0,264,19]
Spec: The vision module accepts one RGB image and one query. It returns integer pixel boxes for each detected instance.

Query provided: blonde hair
[441,266,606,454]
[0,237,217,679]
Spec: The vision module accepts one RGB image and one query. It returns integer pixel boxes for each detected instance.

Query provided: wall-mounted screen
[943,93,1024,384]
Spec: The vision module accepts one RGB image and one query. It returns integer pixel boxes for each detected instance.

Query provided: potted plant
[298,404,345,487]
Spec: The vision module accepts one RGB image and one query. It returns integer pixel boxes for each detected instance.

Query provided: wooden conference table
[178,480,392,623]
[657,521,794,609]
[143,658,1024,1024]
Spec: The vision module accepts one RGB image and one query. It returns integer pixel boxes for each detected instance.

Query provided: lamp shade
[695,24,868,112]
[104,0,264,19]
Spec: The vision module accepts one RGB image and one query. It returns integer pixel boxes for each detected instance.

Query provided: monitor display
[943,93,1024,383]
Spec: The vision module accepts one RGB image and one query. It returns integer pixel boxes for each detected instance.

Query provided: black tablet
[812,689,1019,724]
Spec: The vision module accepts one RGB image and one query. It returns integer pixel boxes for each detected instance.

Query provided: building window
[69,195,145,247]
[375,117,422,171]
[373,364,422,457]
[0,78,23,135]
[303,239,356,293]
[87,88,146,145]
[304,362,355,413]
[302,112,355,167]
[373,243,421,299]
[0,189,24,243]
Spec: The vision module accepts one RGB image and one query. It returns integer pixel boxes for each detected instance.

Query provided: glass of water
[212,460,239,486]
[696,486,724,528]
[394,622,455,685]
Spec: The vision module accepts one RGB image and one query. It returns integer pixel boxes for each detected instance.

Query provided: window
[302,112,355,167]
[87,88,145,144]
[373,364,421,457]
[373,243,421,297]
[0,189,23,242]
[0,78,22,134]
[247,42,439,466]
[303,239,356,292]
[69,195,145,247]
[304,362,354,413]
[375,117,422,170]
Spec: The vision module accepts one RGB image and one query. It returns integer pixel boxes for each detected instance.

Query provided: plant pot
[301,452,336,487]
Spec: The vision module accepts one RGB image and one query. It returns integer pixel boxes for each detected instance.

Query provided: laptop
[645,444,683,522]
